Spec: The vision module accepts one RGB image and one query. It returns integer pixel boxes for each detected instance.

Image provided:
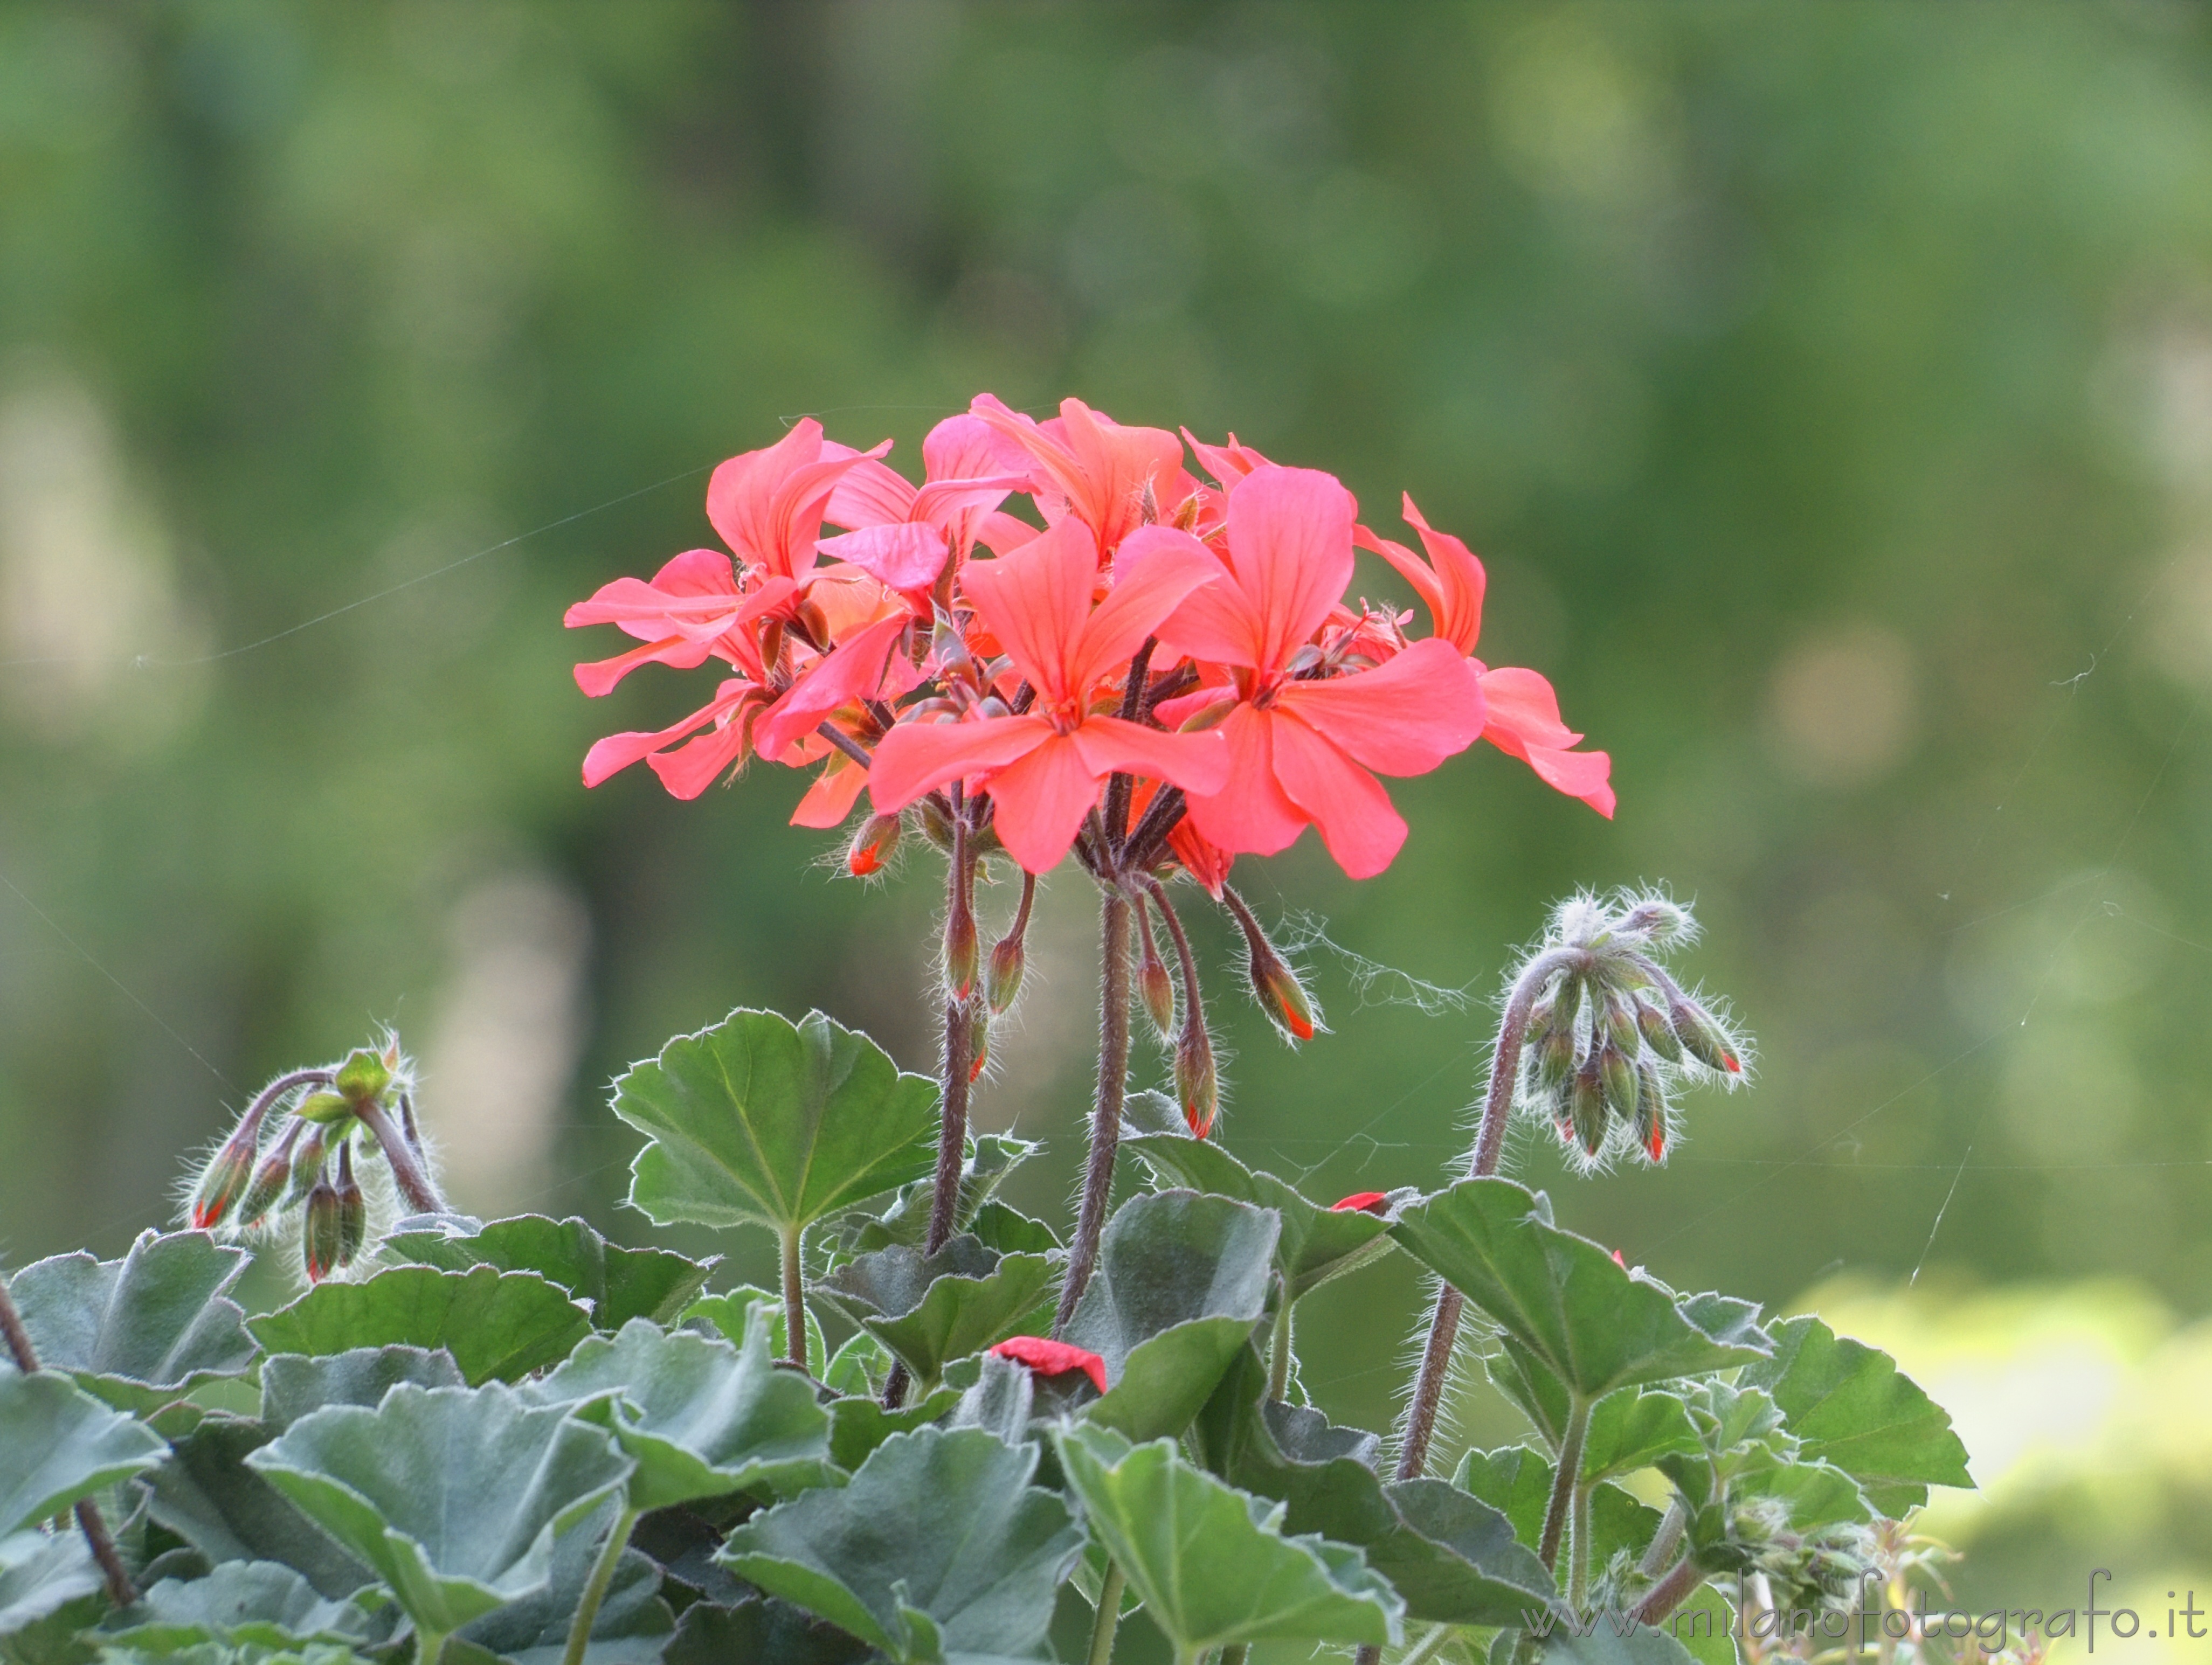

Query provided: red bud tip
[986,935,1025,1013]
[1646,1120,1667,1161]
[847,813,900,877]
[191,1199,225,1231]
[945,901,979,1001]
[1722,1053,1741,1074]
[1610,1248,1627,1268]
[1330,1191,1390,1215]
[990,1335,1108,1395]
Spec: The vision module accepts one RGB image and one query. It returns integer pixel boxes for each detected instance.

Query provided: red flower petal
[1330,1192,1390,1215]
[989,1335,1108,1395]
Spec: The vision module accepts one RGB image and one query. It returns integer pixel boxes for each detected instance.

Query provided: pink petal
[824,456,918,530]
[959,517,1095,706]
[1223,464,1358,671]
[753,614,911,761]
[816,523,949,593]
[790,754,869,827]
[989,1334,1107,1394]
[976,731,1104,874]
[1181,428,1274,487]
[1274,638,1485,776]
[1180,705,1309,859]
[976,510,1043,555]
[1354,525,1448,642]
[1478,666,1616,817]
[1072,530,1222,692]
[1067,715,1231,799]
[650,548,744,596]
[868,713,1052,813]
[1268,712,1409,879]
[580,681,754,787]
[646,720,751,801]
[706,420,823,568]
[1399,495,1488,655]
[572,633,714,698]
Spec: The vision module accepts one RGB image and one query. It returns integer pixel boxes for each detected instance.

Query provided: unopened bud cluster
[1512,891,1747,1171]
[184,1037,431,1282]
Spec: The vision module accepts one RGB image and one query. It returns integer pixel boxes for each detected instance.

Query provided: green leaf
[1533,1624,1700,1664]
[142,1419,374,1599]
[1450,1446,1662,1573]
[1062,1190,1279,1442]
[822,1331,891,1398]
[824,1389,959,1475]
[0,1371,168,1534]
[614,1007,939,1238]
[1191,1351,1556,1627]
[661,1597,872,1665]
[1733,1458,1873,1532]
[947,1354,1034,1446]
[102,1561,376,1652]
[1122,1133,1398,1299]
[823,1134,1046,1269]
[681,1287,825,1378]
[378,1215,715,1331]
[0,1532,101,1636]
[1667,1579,1738,1665]
[258,1348,465,1433]
[815,1236,1056,1388]
[1737,1315,1972,1513]
[249,1267,591,1387]
[451,1500,673,1665]
[3,1232,258,1414]
[966,1203,1061,1258]
[1052,1423,1402,1654]
[1579,1391,1702,1486]
[1390,1180,1769,1402]
[720,1426,1082,1664]
[244,1383,634,1639]
[523,1312,834,1510]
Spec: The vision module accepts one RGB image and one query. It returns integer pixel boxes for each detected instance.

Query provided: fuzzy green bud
[1136,920,1176,1040]
[1670,999,1740,1074]
[189,1133,255,1232]
[1602,991,1640,1056]
[1634,1060,1669,1162]
[1570,1057,1608,1157]
[1534,1020,1577,1091]
[986,933,1026,1014]
[335,1143,365,1267]
[1174,1017,1219,1139]
[1635,997,1683,1063]
[944,896,979,1001]
[333,1047,391,1107]
[1599,1040,1639,1121]
[232,1134,297,1231]
[303,1173,343,1284]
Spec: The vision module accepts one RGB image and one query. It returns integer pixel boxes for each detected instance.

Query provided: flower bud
[287,1126,329,1204]
[1533,1020,1577,1091]
[1599,1040,1639,1121]
[232,1131,298,1231]
[1602,992,1640,1056]
[1570,1057,1607,1156]
[1634,1061,1669,1162]
[944,897,979,1001]
[293,1090,355,1125]
[1522,998,1556,1047]
[1552,974,1584,1040]
[303,1171,343,1283]
[1635,997,1683,1063]
[1136,913,1175,1039]
[917,794,956,851]
[1174,1017,1219,1139]
[189,1129,256,1232]
[968,1016,990,1084]
[335,1143,366,1267]
[847,813,901,877]
[1669,999,1740,1074]
[986,932,1026,1014]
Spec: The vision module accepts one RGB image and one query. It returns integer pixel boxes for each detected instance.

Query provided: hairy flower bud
[1634,1061,1669,1162]
[968,1015,990,1083]
[303,1171,343,1283]
[1136,911,1175,1039]
[1602,992,1640,1056]
[1174,1017,1219,1139]
[232,1128,299,1232]
[1670,998,1740,1074]
[986,933,1026,1014]
[944,896,979,1001]
[1635,996,1683,1063]
[287,1126,329,1204]
[917,794,956,852]
[1533,1019,1577,1091]
[1599,1040,1639,1122]
[335,1143,365,1267]
[1570,1056,1607,1157]
[1523,998,1556,1048]
[333,1046,392,1108]
[847,813,901,877]
[189,1132,255,1232]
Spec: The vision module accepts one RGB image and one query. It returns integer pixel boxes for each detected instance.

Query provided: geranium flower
[971,394,1194,559]
[819,413,1034,596]
[1137,465,1488,879]
[989,1334,1108,1394]
[868,516,1231,874]
[1360,495,1614,817]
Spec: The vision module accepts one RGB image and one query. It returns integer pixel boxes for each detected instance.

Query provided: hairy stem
[1087,1560,1127,1665]
[1539,1396,1591,1573]
[1394,946,1583,1482]
[1397,1625,1453,1665]
[1266,1285,1295,1402]
[355,1097,445,1216]
[779,1225,807,1371]
[414,1627,447,1665]
[1569,1477,1593,1610]
[1640,1497,1688,1577]
[1056,891,1132,1335]
[1632,1553,1709,1627]
[562,1503,642,1665]
[0,1274,137,1607]
[925,802,977,1255]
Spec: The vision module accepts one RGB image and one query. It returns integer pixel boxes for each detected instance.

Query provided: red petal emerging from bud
[989,1335,1108,1395]
[986,934,1025,1014]
[945,898,979,1001]
[1611,1248,1627,1268]
[1330,1191,1390,1215]
[847,813,901,877]
[1174,1019,1219,1139]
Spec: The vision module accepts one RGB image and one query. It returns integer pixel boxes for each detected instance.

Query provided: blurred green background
[4,1,2209,1641]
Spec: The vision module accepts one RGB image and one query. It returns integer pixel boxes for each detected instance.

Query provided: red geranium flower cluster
[567,394,1612,885]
